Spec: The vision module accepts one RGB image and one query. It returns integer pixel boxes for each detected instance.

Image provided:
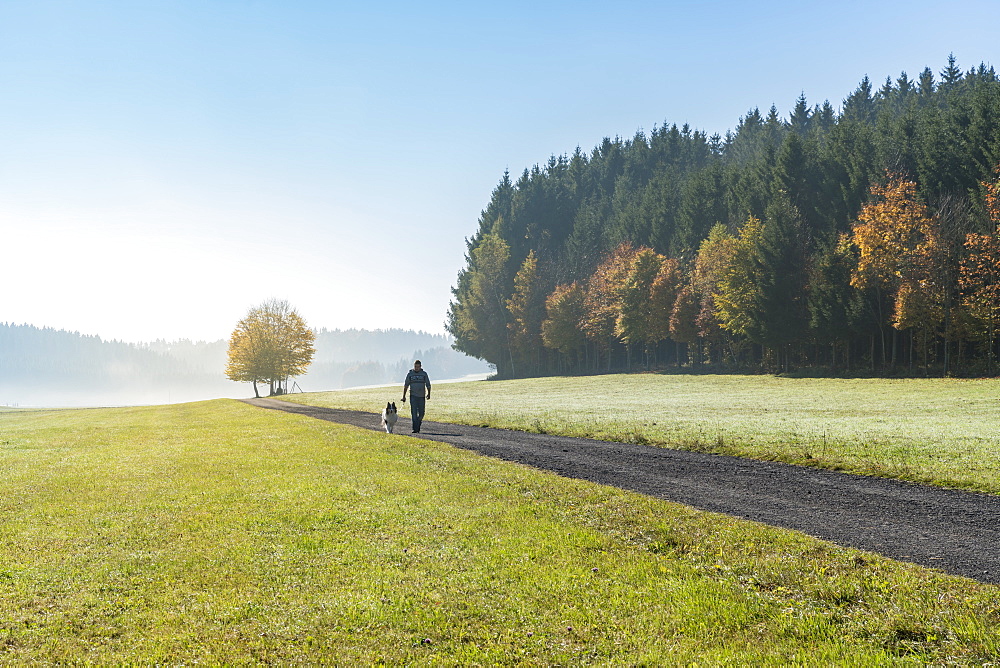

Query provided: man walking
[401,359,430,433]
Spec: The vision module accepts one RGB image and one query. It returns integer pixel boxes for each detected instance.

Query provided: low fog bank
[297,339,490,394]
[0,379,247,409]
[0,324,491,408]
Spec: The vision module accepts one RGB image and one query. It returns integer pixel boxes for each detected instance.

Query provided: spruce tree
[918,67,936,99]
[940,53,962,91]
[842,76,876,125]
[789,92,811,135]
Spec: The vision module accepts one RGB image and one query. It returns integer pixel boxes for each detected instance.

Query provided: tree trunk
[990,320,996,376]
[943,303,951,377]
[909,329,914,372]
[877,327,885,371]
[891,328,898,370]
[924,328,929,377]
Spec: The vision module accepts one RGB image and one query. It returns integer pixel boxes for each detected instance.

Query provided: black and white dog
[381,401,398,434]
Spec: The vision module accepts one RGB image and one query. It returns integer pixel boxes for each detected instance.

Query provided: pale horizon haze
[2,1,997,343]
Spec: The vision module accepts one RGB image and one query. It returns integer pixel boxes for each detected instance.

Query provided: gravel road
[243,397,1000,584]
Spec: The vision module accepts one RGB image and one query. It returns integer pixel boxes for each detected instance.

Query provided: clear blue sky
[1,0,997,342]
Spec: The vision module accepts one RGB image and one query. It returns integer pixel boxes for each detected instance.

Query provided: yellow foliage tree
[851,173,940,302]
[714,217,765,339]
[648,257,682,345]
[850,174,942,368]
[226,299,316,397]
[960,166,1000,369]
[506,250,546,371]
[581,243,640,368]
[668,283,700,359]
[692,224,738,346]
[541,282,587,359]
[615,248,664,349]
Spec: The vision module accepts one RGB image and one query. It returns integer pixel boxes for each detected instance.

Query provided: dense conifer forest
[447,56,1000,378]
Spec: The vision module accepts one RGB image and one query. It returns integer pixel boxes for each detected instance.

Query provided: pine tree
[808,235,858,368]
[842,76,876,125]
[814,101,837,135]
[774,132,822,234]
[674,165,726,254]
[447,233,515,376]
[789,92,811,135]
[940,53,962,91]
[896,72,914,98]
[764,105,785,148]
[918,67,936,100]
[878,76,895,103]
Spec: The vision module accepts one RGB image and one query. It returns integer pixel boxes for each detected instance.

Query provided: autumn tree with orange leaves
[669,283,700,365]
[689,224,737,364]
[581,243,639,370]
[648,257,683,361]
[540,281,587,364]
[960,167,1000,370]
[616,248,666,368]
[850,173,942,367]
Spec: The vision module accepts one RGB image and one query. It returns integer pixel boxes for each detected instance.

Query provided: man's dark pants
[410,395,425,432]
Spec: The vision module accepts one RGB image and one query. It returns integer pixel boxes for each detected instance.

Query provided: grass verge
[284,374,1000,494]
[1,399,999,663]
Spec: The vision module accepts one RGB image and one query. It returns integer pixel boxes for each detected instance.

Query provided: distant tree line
[0,322,490,405]
[448,56,1000,377]
[299,328,491,389]
[326,345,491,390]
[0,323,208,383]
[312,328,450,364]
[0,323,237,406]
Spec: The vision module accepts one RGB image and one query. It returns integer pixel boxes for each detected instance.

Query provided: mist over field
[0,324,490,407]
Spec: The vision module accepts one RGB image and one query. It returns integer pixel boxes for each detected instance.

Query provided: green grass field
[2,399,1000,663]
[284,373,1000,494]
